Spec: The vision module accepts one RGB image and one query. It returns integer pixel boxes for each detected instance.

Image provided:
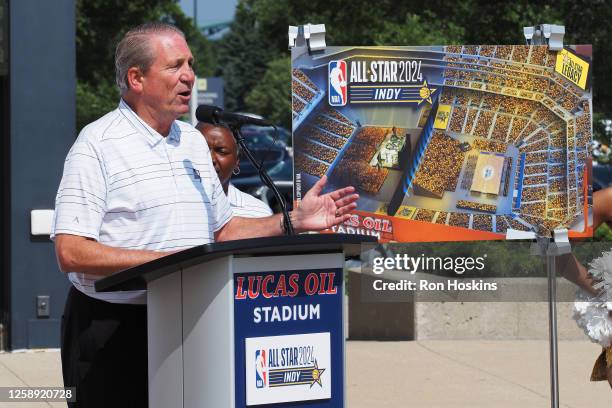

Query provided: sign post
[524,24,568,408]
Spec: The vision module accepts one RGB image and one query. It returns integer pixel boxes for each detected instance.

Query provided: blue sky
[179,0,238,27]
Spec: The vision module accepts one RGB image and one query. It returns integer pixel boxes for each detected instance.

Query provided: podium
[95,234,375,408]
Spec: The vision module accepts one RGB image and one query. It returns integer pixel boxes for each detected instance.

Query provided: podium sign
[94,235,373,408]
[245,333,331,405]
[234,262,344,407]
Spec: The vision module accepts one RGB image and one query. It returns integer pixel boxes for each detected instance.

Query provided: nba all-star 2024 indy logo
[328,59,436,106]
[255,344,325,389]
[245,332,332,405]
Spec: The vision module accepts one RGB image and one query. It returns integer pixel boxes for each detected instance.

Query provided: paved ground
[0,349,65,408]
[347,340,610,407]
[0,340,609,407]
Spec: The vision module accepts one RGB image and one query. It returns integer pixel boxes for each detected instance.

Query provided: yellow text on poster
[433,104,452,130]
[555,49,589,90]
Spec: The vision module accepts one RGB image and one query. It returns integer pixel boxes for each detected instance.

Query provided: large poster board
[291,45,593,242]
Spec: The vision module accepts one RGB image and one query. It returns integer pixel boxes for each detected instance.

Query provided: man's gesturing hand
[292,176,359,232]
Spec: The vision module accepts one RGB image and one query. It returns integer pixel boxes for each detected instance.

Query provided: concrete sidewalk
[0,340,609,407]
[347,340,610,407]
[0,349,65,408]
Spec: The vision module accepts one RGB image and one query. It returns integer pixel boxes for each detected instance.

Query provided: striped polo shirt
[227,184,273,218]
[51,100,233,304]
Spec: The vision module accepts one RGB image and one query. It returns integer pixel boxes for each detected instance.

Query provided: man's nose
[181,65,195,86]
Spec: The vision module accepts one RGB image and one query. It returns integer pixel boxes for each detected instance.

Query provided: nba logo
[328,60,347,106]
[255,349,267,388]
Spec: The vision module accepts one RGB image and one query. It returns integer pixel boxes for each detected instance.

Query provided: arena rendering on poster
[291,44,593,241]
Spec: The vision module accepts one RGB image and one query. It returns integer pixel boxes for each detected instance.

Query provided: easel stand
[531,232,571,408]
[523,22,568,408]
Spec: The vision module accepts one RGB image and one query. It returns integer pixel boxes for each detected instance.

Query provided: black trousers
[61,286,148,408]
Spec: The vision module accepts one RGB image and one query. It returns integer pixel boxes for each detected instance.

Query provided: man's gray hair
[115,22,185,92]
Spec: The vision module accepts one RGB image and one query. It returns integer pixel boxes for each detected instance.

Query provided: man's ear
[126,67,144,93]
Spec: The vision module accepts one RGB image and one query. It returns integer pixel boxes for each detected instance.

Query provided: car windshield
[242,126,291,146]
[242,129,278,148]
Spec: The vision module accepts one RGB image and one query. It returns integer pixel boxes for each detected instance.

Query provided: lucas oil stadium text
[235,271,337,323]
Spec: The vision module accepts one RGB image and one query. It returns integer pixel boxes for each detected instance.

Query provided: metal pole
[523,23,567,408]
[546,246,560,408]
[189,76,198,126]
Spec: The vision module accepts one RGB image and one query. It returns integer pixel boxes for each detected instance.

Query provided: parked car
[235,113,292,147]
[593,164,612,192]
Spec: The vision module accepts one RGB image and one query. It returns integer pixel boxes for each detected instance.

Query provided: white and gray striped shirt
[227,184,273,218]
[51,100,233,304]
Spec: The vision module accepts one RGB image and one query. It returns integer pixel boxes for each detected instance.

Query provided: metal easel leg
[524,21,568,408]
[533,233,570,408]
[546,248,560,408]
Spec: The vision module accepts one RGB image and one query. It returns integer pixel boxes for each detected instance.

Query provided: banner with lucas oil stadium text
[291,44,593,242]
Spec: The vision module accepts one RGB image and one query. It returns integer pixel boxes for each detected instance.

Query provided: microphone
[196,105,293,234]
[196,105,272,127]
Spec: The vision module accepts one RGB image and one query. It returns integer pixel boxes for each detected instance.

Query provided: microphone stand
[228,124,295,235]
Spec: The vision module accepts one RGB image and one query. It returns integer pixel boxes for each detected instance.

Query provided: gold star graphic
[418,80,437,105]
[310,359,326,388]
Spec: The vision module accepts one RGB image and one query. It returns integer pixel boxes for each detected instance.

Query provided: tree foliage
[374,12,465,46]
[76,0,213,130]
[245,57,291,127]
[77,0,168,85]
[76,81,119,131]
[77,0,611,138]
[214,2,275,112]
[595,223,612,241]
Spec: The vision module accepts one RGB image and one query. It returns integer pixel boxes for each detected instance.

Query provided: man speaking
[51,22,357,407]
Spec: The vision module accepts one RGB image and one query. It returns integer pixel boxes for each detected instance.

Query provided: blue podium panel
[234,267,344,407]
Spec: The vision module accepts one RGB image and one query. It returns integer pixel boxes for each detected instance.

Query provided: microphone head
[195,105,222,125]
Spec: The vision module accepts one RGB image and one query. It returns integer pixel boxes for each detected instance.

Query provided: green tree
[76,0,214,131]
[287,0,415,46]
[374,12,465,46]
[219,0,610,143]
[76,0,170,85]
[595,223,612,241]
[245,57,291,128]
[559,0,612,119]
[76,81,119,131]
[215,1,276,112]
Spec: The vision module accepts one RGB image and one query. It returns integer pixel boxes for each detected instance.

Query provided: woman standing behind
[196,122,273,218]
